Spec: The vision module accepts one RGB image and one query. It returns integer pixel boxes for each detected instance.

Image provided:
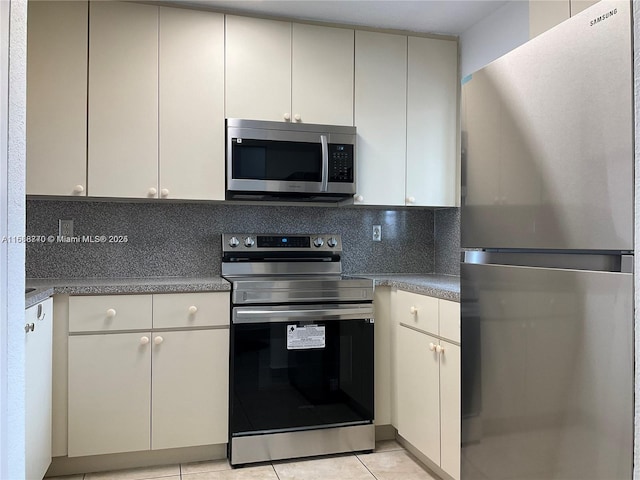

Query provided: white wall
[459,0,529,78]
[1,0,27,479]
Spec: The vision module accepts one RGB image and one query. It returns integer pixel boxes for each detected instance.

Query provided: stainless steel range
[222,234,375,466]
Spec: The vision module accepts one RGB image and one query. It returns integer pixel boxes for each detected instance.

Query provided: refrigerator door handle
[463,251,633,274]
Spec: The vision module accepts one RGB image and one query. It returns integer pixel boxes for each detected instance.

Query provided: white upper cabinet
[354,31,458,207]
[226,16,355,125]
[88,1,159,199]
[159,7,225,201]
[530,0,600,39]
[88,2,225,200]
[225,16,292,123]
[354,30,407,206]
[291,23,354,126]
[27,1,88,196]
[406,36,458,207]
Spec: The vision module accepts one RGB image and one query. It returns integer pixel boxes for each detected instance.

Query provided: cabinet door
[292,23,354,126]
[397,326,440,463]
[225,16,291,122]
[152,329,229,449]
[406,37,458,207]
[354,31,406,206]
[159,7,225,201]
[27,1,88,197]
[529,0,570,39]
[570,0,599,15]
[439,340,460,480]
[395,290,439,335]
[88,1,158,198]
[439,299,460,344]
[69,294,153,333]
[152,292,229,329]
[25,298,53,480]
[68,332,152,457]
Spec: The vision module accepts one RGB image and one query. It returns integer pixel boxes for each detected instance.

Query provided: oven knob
[228,236,240,248]
[313,237,324,248]
[327,237,338,248]
[244,236,255,247]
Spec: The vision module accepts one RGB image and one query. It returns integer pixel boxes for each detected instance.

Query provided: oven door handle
[233,304,374,324]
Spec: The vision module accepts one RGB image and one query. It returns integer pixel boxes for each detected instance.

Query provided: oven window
[231,319,374,435]
[232,139,322,182]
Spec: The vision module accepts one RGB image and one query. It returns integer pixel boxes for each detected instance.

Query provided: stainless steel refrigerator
[460,1,634,478]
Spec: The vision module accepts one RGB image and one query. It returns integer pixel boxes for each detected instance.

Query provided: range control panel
[222,234,342,252]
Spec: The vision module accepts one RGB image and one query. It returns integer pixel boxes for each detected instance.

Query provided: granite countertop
[25,276,231,296]
[25,286,55,309]
[25,274,458,302]
[355,274,460,302]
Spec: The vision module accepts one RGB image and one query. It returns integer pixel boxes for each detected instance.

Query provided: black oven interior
[231,318,374,435]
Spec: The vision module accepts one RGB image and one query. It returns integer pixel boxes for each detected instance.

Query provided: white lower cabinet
[394,290,460,480]
[151,329,229,450]
[397,326,440,461]
[25,297,54,480]
[68,332,152,457]
[67,292,229,457]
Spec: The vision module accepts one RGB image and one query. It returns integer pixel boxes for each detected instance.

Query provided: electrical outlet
[372,225,382,241]
[59,219,74,237]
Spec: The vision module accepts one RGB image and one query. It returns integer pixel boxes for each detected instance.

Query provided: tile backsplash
[26,200,459,278]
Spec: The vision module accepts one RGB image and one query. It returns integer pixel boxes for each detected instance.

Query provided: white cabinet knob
[106,308,117,318]
[73,184,84,194]
[429,342,436,351]
[188,305,198,314]
[354,195,364,202]
[406,196,416,204]
[148,187,157,196]
[294,114,301,122]
[154,336,164,345]
[161,188,169,198]
[409,306,418,315]
[436,344,444,354]
[140,336,150,345]
[284,113,291,121]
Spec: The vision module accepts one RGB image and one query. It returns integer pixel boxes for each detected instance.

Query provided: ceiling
[169,0,509,36]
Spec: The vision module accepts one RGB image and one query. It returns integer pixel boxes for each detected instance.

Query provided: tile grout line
[355,453,380,480]
[270,462,281,480]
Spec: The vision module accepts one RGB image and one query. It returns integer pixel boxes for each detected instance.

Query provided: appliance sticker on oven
[286,324,325,350]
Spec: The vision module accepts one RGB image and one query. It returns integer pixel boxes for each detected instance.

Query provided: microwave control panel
[328,144,354,183]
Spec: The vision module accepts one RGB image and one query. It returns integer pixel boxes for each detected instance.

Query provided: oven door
[230,303,374,438]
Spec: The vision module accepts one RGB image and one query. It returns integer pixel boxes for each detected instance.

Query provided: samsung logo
[590,8,617,26]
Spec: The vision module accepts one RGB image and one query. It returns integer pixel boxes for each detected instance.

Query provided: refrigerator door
[461,0,632,250]
[461,260,633,480]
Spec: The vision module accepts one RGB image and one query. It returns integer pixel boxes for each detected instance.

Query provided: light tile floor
[47,441,441,480]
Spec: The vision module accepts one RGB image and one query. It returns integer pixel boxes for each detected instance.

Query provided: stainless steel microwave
[226,118,356,202]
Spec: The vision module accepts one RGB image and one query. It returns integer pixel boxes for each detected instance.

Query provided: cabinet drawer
[152,292,229,329]
[396,290,438,335]
[69,295,152,333]
[439,300,460,343]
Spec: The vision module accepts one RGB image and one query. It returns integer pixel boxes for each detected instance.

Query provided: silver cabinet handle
[36,303,45,321]
[320,134,328,192]
[24,323,35,333]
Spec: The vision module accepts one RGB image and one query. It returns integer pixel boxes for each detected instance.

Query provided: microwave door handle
[320,135,329,192]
